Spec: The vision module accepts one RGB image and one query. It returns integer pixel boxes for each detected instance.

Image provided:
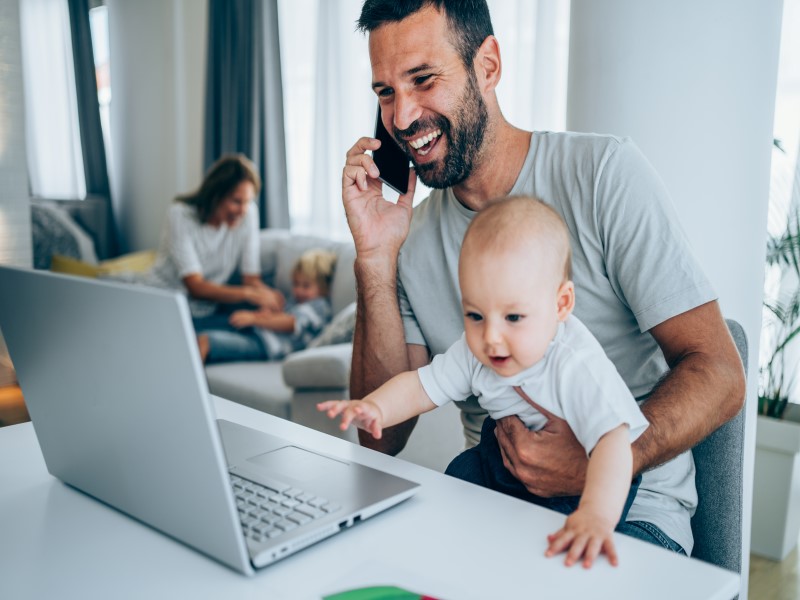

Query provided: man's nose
[392,93,422,132]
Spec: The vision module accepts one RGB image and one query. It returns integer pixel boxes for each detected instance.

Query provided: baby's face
[292,273,322,303]
[460,244,571,378]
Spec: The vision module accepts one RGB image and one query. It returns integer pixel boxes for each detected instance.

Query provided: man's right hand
[342,137,416,261]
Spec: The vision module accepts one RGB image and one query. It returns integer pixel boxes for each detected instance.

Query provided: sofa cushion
[308,302,356,348]
[282,343,352,389]
[258,229,356,315]
[205,361,292,419]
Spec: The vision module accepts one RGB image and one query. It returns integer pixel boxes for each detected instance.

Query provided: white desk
[0,397,739,600]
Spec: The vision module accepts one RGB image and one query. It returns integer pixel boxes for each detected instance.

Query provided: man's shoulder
[534,130,632,159]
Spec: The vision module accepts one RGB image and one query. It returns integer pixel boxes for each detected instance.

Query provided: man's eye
[506,314,523,322]
[466,312,483,322]
[414,75,433,85]
[377,87,394,98]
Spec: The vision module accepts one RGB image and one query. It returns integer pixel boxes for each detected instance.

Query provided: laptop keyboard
[230,473,342,544]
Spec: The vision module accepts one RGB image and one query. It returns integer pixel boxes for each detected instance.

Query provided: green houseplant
[759,205,800,419]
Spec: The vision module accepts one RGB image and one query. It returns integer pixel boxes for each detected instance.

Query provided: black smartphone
[373,105,410,195]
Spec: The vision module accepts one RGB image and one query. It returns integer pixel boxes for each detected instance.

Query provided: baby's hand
[317,400,384,439]
[229,310,256,329]
[545,508,618,568]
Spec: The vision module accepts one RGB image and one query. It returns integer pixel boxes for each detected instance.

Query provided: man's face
[369,6,489,189]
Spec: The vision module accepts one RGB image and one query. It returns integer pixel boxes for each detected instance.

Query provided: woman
[144,154,282,330]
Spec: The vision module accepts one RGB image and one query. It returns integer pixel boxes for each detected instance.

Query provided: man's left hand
[494,387,588,497]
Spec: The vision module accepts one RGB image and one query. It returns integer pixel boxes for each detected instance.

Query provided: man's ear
[556,281,575,321]
[474,35,501,93]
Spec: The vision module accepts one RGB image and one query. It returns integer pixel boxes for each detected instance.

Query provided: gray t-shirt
[396,132,715,554]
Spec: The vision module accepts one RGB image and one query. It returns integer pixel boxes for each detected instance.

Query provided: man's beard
[395,73,489,189]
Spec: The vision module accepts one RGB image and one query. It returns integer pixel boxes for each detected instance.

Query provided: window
[20,0,86,200]
[277,0,570,238]
[89,2,113,185]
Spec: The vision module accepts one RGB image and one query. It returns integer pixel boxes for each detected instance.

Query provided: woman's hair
[292,249,338,297]
[177,154,261,223]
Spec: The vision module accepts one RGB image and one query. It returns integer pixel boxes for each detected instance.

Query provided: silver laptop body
[0,266,419,574]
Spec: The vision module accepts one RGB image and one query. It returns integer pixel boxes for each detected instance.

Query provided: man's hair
[177,154,261,224]
[293,249,338,297]
[357,0,494,69]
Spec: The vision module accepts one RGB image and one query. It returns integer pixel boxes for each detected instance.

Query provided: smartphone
[373,105,410,195]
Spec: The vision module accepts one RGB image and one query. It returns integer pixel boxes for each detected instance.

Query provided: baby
[319,196,648,567]
[198,249,336,363]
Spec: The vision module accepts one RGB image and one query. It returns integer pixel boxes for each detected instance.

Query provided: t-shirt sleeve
[239,202,261,276]
[596,139,716,332]
[417,334,475,406]
[167,205,204,279]
[546,347,649,456]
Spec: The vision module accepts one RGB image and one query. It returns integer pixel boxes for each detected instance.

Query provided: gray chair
[690,319,748,574]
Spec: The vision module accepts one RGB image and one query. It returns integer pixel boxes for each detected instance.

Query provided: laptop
[0,266,419,575]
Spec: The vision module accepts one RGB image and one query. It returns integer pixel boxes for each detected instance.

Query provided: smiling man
[341,0,745,557]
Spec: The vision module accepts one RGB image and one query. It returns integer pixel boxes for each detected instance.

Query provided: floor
[749,542,800,599]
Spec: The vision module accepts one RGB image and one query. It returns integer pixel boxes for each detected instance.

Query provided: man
[341,0,745,555]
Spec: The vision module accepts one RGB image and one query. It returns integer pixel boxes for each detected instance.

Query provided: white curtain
[278,0,571,239]
[20,0,87,200]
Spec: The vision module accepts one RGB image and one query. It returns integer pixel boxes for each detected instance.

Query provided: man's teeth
[409,129,442,150]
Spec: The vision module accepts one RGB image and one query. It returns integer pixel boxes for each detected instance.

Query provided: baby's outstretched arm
[317,399,385,438]
[318,371,436,439]
[545,424,632,568]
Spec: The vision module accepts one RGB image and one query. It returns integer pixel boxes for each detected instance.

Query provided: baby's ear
[556,281,575,321]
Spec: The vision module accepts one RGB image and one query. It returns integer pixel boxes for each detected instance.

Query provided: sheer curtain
[278,0,571,239]
[20,0,87,200]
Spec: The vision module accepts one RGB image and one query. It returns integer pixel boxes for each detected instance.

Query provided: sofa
[204,229,465,472]
[31,206,464,472]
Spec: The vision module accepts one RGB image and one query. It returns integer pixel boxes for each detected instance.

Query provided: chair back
[690,318,748,573]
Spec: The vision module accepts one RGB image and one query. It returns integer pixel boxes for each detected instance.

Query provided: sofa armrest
[282,343,352,389]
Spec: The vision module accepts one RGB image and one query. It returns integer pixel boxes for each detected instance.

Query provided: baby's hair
[292,249,338,296]
[463,196,572,283]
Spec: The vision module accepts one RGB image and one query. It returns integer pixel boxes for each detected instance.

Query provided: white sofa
[205,229,464,472]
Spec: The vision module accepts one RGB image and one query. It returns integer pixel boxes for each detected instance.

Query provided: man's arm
[341,135,423,455]
[496,300,746,497]
[351,257,431,453]
[632,300,745,473]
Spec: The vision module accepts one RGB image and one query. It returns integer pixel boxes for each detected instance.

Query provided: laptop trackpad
[247,446,349,484]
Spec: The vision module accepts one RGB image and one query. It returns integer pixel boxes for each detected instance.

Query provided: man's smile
[407,128,443,156]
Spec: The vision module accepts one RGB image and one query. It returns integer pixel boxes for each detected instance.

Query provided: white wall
[107,0,207,252]
[567,1,783,597]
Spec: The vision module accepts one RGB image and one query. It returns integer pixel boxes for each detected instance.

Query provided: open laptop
[0,265,419,574]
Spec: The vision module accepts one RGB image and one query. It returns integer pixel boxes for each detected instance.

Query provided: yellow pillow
[50,250,157,278]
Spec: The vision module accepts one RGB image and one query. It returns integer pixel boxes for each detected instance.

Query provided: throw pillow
[307,302,356,348]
